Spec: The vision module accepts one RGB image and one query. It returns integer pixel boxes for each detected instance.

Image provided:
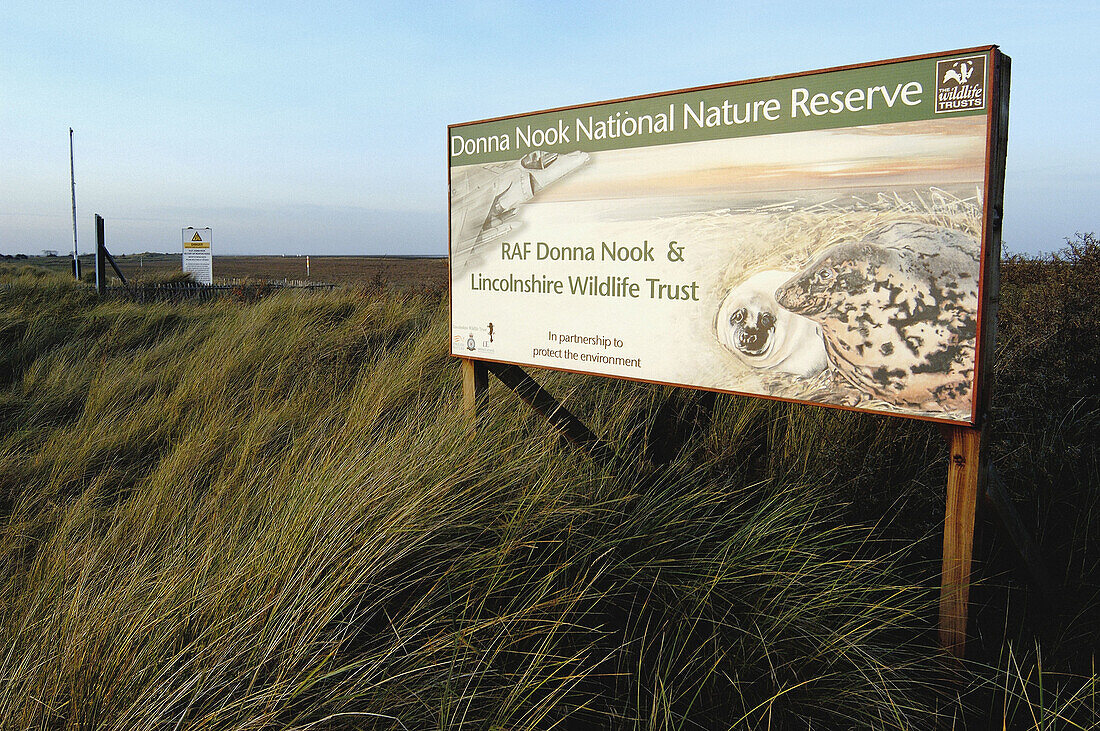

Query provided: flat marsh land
[8,253,449,288]
[0,237,1097,729]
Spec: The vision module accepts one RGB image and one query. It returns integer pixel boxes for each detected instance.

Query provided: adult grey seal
[716,269,828,378]
[774,222,980,413]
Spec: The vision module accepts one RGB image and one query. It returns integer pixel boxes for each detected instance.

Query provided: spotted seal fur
[774,222,980,413]
[716,270,828,378]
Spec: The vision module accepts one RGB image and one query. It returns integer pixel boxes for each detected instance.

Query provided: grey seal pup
[774,222,980,413]
[716,269,828,378]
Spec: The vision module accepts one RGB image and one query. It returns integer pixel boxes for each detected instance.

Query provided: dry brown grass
[10,253,449,290]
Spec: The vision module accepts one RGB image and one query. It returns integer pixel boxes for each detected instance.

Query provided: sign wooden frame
[453,47,1014,658]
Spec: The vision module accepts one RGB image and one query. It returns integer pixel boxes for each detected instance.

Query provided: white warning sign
[182,227,212,285]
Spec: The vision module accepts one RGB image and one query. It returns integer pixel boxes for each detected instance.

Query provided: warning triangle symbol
[191,233,203,242]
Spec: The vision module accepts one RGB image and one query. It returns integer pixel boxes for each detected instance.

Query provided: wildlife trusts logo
[935,55,986,113]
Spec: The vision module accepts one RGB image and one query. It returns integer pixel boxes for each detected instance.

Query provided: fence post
[95,214,106,295]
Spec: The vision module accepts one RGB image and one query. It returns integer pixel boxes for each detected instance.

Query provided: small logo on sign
[935,55,986,113]
[466,334,476,351]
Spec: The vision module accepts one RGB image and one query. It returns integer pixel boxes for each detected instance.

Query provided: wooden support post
[104,246,127,286]
[460,358,488,429]
[95,214,106,295]
[484,361,615,463]
[939,425,985,658]
[937,48,1011,660]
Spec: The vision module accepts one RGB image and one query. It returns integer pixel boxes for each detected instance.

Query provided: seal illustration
[774,222,980,413]
[716,269,828,378]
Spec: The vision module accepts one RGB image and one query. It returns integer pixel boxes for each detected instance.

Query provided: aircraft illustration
[450,150,590,257]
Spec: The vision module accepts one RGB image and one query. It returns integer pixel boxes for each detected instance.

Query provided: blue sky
[2,1,1096,256]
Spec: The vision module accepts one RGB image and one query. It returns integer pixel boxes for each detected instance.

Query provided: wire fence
[104,279,337,303]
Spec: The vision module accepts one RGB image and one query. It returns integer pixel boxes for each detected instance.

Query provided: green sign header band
[450,50,992,165]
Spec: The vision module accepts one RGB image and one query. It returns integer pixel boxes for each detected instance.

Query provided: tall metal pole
[69,128,80,280]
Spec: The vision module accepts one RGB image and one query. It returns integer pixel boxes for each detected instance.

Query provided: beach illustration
[450,116,988,421]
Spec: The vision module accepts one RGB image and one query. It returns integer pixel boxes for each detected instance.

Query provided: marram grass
[1,264,1097,729]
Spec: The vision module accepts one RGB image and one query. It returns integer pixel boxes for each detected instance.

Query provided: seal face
[716,270,828,378]
[775,222,979,413]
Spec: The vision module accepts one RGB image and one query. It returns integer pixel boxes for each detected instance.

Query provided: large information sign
[449,48,1008,425]
[182,227,213,285]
